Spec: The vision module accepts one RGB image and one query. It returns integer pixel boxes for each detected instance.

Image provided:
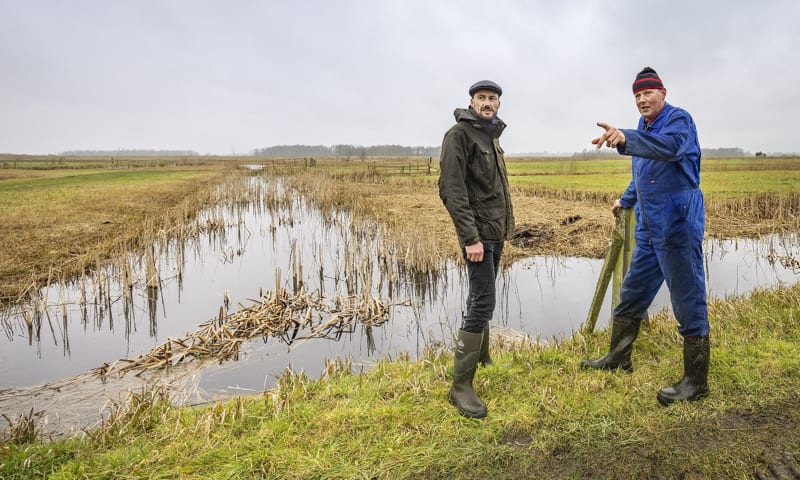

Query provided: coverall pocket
[662,190,692,246]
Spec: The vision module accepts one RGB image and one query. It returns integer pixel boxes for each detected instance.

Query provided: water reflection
[0,176,798,402]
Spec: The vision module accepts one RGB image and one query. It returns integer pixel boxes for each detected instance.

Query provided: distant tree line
[572,149,624,158]
[251,144,441,157]
[702,147,746,158]
[573,146,753,158]
[61,149,199,156]
[57,145,777,159]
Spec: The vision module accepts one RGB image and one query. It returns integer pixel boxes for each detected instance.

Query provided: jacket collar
[454,107,507,138]
[642,102,672,130]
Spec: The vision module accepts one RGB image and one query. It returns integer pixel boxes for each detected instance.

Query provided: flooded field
[1,174,798,436]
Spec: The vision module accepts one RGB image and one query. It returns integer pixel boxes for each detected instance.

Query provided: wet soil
[444,397,800,479]
[356,181,792,266]
[357,182,617,262]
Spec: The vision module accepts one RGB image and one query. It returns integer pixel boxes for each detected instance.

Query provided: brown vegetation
[0,164,239,303]
[96,286,391,378]
[2,156,796,306]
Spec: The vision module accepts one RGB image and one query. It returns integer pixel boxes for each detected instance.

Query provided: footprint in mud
[755,451,800,480]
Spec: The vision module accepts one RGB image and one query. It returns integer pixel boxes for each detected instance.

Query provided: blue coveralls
[614,102,710,338]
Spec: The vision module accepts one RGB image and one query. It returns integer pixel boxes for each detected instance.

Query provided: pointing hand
[592,122,626,149]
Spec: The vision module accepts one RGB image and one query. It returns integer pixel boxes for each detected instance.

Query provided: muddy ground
[355,181,787,264]
[497,396,800,479]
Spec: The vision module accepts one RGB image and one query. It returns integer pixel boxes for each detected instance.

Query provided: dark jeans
[462,241,504,333]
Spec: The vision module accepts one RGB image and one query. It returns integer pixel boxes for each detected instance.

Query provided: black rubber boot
[449,329,487,418]
[581,316,641,373]
[478,324,493,367]
[657,336,710,406]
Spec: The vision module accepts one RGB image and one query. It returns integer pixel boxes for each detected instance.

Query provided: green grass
[308,156,800,211]
[3,283,799,479]
[702,170,800,197]
[0,154,236,171]
[370,156,800,203]
[510,172,631,192]
[506,157,631,176]
[0,169,211,207]
[2,155,799,477]
[500,157,800,198]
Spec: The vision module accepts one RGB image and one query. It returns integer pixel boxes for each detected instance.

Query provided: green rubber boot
[449,329,487,418]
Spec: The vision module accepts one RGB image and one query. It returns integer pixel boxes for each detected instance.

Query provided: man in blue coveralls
[581,67,711,406]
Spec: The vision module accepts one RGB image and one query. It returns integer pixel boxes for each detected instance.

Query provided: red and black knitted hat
[632,67,664,93]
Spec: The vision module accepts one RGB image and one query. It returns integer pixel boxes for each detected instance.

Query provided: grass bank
[2,282,799,478]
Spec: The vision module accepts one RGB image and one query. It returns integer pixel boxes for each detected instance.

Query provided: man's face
[634,88,666,122]
[470,89,501,120]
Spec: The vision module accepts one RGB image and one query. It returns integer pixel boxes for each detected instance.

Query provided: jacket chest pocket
[493,139,505,155]
[474,148,497,181]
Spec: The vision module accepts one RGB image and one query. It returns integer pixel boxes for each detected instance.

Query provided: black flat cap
[469,80,502,97]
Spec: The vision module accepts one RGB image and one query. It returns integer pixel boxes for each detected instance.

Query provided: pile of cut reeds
[94,286,391,378]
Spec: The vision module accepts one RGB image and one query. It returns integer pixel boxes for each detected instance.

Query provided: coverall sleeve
[618,109,693,162]
[619,178,637,208]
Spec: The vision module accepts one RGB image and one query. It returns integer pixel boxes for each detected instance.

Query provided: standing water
[1,174,798,435]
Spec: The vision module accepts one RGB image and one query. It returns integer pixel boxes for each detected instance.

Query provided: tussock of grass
[3,283,799,479]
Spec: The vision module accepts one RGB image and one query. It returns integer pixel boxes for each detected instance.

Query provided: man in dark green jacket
[438,80,515,418]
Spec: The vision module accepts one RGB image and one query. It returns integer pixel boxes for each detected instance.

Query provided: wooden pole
[612,208,635,311]
[622,208,634,274]
[583,213,625,333]
[584,208,636,333]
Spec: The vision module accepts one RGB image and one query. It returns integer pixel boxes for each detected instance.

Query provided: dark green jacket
[438,107,515,248]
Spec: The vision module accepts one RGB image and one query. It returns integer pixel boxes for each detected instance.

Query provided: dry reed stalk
[1,407,43,444]
[767,250,800,273]
[23,305,32,330]
[91,384,171,443]
[145,246,158,289]
[94,287,392,378]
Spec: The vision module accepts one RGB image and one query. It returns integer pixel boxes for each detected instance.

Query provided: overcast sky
[1,0,799,155]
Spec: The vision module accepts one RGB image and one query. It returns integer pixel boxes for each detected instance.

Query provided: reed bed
[1,173,292,338]
[94,285,392,378]
[282,171,450,275]
[1,169,230,304]
[1,166,291,306]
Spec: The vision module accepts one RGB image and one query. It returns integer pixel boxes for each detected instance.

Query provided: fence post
[612,208,635,310]
[583,208,634,333]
